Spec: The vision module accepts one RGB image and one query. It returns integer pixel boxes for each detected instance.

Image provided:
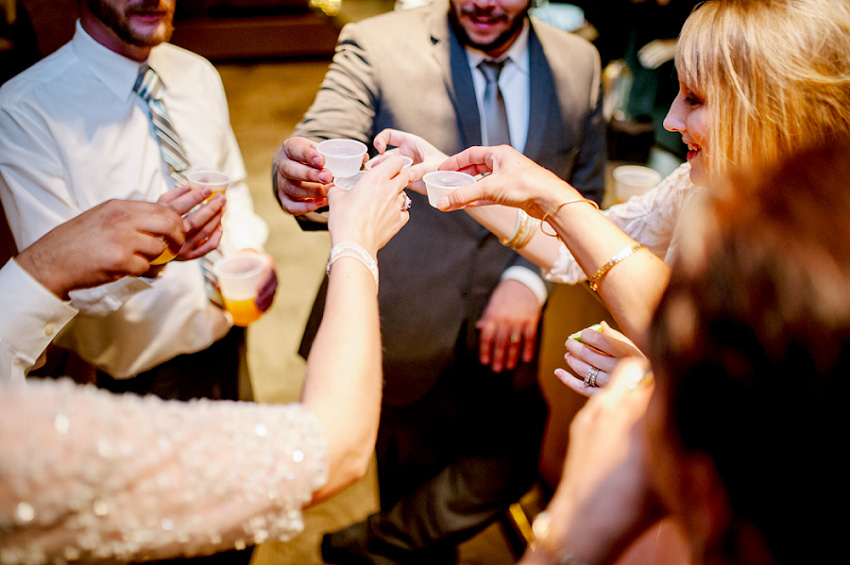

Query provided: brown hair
[648,138,850,562]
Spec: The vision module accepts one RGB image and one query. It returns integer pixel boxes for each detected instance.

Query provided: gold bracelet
[588,243,646,292]
[540,198,600,238]
[502,210,533,249]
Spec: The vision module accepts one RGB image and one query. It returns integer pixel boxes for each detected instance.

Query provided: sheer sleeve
[544,163,698,284]
[0,378,328,563]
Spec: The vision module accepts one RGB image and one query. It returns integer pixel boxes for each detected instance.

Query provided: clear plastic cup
[188,169,230,200]
[612,165,661,203]
[212,254,268,327]
[317,139,368,182]
[423,171,475,208]
[365,154,413,170]
[334,171,366,191]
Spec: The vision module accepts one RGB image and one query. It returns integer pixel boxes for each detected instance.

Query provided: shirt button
[44,323,56,336]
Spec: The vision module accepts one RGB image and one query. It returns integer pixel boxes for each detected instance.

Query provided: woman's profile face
[664,81,710,186]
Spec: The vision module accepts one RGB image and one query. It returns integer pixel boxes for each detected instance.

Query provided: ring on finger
[402,194,412,211]
[584,366,599,387]
[510,333,521,344]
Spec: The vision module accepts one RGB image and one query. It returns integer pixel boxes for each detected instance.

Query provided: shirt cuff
[0,259,78,380]
[500,265,549,306]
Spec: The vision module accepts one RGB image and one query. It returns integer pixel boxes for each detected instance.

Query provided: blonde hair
[675,0,850,179]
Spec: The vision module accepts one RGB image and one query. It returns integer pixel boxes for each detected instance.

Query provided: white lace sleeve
[0,379,328,563]
[544,163,697,284]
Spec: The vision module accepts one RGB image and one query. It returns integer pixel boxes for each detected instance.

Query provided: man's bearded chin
[87,0,175,47]
[448,7,528,54]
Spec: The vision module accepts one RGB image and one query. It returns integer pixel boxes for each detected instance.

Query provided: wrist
[531,510,589,565]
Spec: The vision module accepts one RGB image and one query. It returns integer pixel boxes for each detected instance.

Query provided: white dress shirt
[0,22,267,378]
[545,163,705,283]
[466,22,548,305]
[0,259,77,384]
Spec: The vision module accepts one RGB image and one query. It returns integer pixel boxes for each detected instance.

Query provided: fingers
[180,208,224,259]
[436,180,489,211]
[555,362,607,397]
[161,185,211,216]
[564,338,619,374]
[373,128,410,153]
[254,263,278,313]
[181,225,223,260]
[156,184,192,207]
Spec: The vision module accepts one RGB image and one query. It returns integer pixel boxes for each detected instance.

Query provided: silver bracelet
[326,242,379,290]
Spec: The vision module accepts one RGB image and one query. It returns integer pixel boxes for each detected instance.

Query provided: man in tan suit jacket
[274,0,606,561]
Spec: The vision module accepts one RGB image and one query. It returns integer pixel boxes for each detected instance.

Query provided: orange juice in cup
[212,253,268,327]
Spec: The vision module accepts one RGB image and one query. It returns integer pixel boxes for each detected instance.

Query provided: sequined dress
[0,378,328,564]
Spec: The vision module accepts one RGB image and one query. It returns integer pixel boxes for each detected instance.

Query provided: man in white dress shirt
[0,1,274,404]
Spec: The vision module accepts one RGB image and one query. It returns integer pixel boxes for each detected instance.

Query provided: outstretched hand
[273,136,335,215]
[157,185,225,261]
[327,154,411,255]
[372,128,449,194]
[14,196,207,300]
[435,145,578,217]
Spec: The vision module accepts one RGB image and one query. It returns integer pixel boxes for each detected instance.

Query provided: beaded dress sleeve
[0,378,328,564]
[544,163,699,284]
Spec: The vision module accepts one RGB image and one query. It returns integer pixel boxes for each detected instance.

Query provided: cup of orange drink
[212,253,268,326]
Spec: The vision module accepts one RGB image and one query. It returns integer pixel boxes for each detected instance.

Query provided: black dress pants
[321,340,548,564]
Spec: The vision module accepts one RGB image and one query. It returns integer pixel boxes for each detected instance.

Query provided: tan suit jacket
[296,0,606,405]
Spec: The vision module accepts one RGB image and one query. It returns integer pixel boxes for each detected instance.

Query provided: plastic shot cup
[334,171,366,191]
[188,169,230,200]
[612,165,661,203]
[317,139,368,183]
[212,253,268,327]
[423,171,475,208]
[365,154,413,170]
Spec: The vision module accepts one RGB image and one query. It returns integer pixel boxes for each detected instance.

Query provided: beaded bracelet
[540,198,600,238]
[326,242,379,290]
[587,243,646,292]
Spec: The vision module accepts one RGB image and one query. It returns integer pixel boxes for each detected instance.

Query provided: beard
[86,0,175,47]
[448,4,528,55]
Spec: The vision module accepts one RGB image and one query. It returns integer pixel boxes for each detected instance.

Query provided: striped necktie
[479,59,512,147]
[133,64,190,185]
[134,64,223,307]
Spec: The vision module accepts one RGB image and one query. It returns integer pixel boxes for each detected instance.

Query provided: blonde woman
[384,0,850,388]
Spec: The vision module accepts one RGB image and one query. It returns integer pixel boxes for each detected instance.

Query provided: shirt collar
[465,19,530,74]
[71,20,175,100]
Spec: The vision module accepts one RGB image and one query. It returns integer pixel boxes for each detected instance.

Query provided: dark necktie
[133,64,223,307]
[479,59,512,146]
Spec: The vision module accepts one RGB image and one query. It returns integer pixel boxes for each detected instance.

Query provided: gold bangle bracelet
[588,243,646,292]
[540,198,600,238]
[502,210,532,249]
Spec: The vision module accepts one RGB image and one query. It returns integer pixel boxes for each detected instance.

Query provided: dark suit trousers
[322,322,548,564]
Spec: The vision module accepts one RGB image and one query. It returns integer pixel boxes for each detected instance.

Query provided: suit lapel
[524,24,559,161]
[430,1,481,148]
